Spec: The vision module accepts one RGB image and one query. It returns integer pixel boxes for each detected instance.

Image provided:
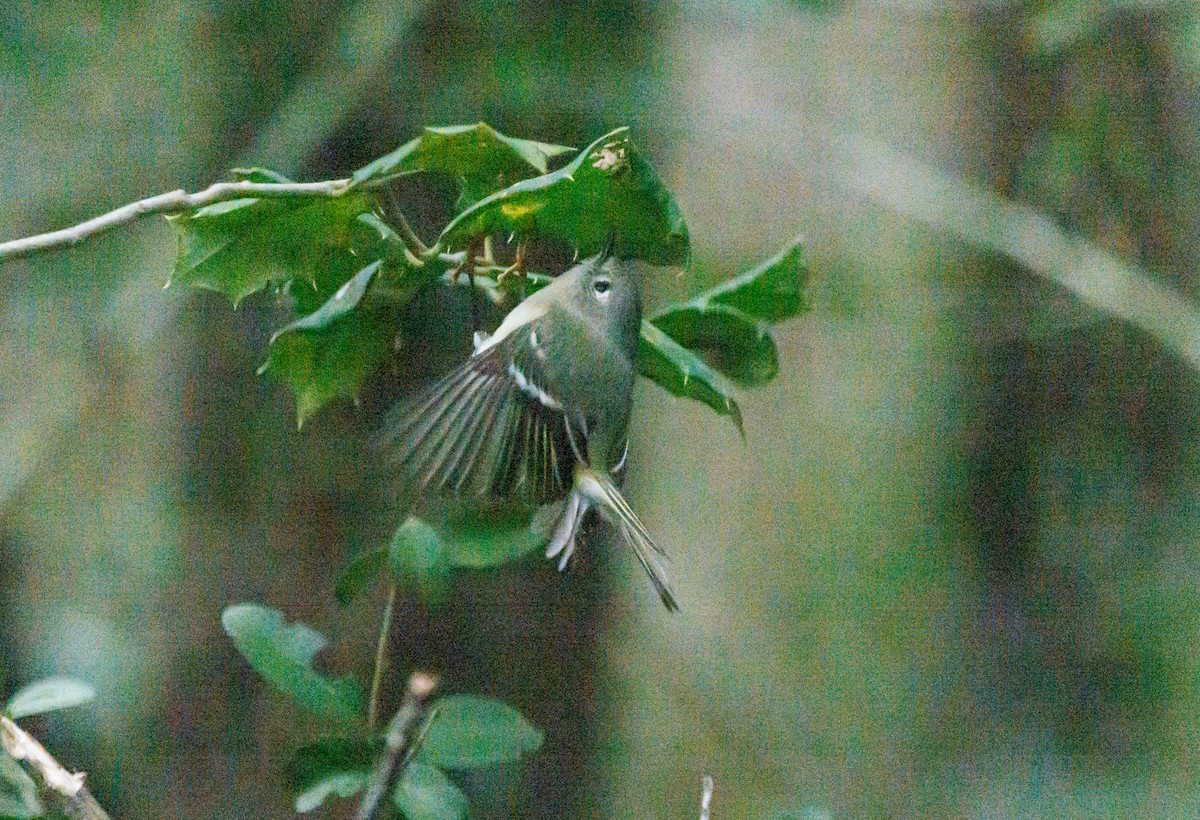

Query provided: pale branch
[0,714,111,820]
[0,179,352,263]
[354,671,438,820]
[699,775,714,820]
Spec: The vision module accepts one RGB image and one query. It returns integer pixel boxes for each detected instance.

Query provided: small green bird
[380,248,678,610]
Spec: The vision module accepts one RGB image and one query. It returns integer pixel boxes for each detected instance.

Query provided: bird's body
[379,251,678,610]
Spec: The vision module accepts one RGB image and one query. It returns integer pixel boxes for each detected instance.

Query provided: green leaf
[638,321,744,436]
[440,127,689,266]
[693,238,810,323]
[392,763,467,820]
[258,260,397,427]
[230,167,295,185]
[288,738,377,813]
[426,502,550,569]
[352,122,575,205]
[389,517,451,604]
[6,678,95,720]
[334,547,387,608]
[418,695,543,770]
[649,303,778,386]
[0,753,41,819]
[166,181,372,305]
[221,604,363,722]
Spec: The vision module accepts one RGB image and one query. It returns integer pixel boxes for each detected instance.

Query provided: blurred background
[4,1,1200,817]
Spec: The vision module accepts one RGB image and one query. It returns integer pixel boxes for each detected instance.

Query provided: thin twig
[0,179,352,263]
[699,775,714,820]
[367,582,399,732]
[0,715,111,820]
[354,671,438,820]
[383,188,428,255]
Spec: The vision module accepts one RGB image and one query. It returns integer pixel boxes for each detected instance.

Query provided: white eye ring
[592,277,611,297]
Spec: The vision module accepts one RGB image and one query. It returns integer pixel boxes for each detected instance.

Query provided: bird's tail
[575,468,679,612]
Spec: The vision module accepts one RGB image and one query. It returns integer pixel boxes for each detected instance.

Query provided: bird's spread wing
[378,323,586,505]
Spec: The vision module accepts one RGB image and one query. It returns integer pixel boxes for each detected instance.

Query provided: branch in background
[0,179,351,263]
[0,715,111,820]
[699,775,714,820]
[840,135,1200,371]
[354,671,438,820]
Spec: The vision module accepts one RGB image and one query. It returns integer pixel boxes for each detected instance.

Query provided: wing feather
[378,324,578,504]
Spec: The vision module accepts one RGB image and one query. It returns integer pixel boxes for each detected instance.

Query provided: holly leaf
[418,695,543,770]
[6,678,95,720]
[221,604,363,723]
[166,175,371,306]
[440,128,689,266]
[259,260,399,427]
[638,321,744,436]
[691,238,810,323]
[393,763,467,820]
[649,304,778,386]
[352,123,574,206]
[288,738,377,813]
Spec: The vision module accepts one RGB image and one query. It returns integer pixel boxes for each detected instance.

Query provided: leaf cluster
[166,122,809,430]
[222,605,542,819]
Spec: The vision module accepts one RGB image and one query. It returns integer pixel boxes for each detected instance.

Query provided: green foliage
[351,123,575,206]
[638,322,746,435]
[221,605,363,722]
[419,695,544,770]
[426,502,551,569]
[690,239,810,322]
[639,238,809,428]
[288,738,377,813]
[335,547,388,607]
[5,678,96,720]
[258,260,396,427]
[166,182,371,306]
[649,304,779,385]
[389,516,452,605]
[221,601,543,817]
[167,122,805,433]
[440,127,689,266]
[0,753,41,820]
[337,507,554,607]
[393,763,468,820]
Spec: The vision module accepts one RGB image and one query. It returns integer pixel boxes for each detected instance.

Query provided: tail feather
[576,469,679,612]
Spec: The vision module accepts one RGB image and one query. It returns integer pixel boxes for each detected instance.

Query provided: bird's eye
[592,278,611,295]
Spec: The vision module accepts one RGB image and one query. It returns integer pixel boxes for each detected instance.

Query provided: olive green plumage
[380,249,678,610]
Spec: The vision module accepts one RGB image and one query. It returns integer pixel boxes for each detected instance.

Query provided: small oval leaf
[289,738,377,813]
[221,604,363,723]
[6,678,96,720]
[392,762,467,820]
[418,695,543,770]
[425,503,548,570]
[389,517,451,604]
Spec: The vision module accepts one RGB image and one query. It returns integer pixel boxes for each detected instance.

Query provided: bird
[378,246,678,610]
